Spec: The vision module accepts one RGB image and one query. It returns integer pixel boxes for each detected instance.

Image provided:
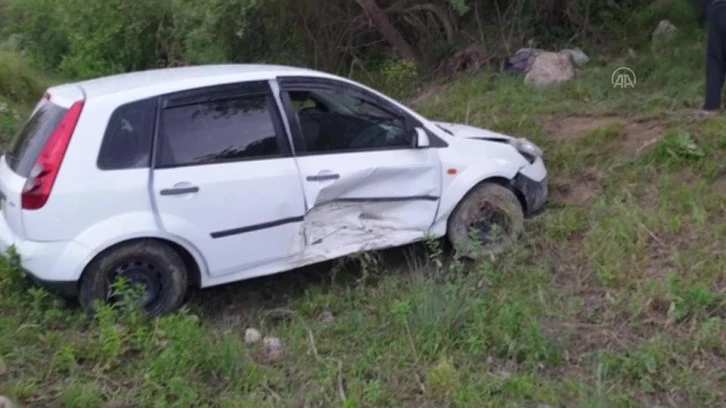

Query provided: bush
[0,50,44,104]
[360,59,421,99]
[0,0,701,86]
[2,0,265,79]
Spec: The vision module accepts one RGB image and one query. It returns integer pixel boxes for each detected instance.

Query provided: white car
[0,65,548,315]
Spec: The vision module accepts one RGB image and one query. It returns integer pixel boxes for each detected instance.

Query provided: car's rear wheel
[447,182,525,258]
[79,240,188,317]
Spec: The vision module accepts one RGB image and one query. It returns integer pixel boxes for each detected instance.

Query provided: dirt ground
[546,115,667,207]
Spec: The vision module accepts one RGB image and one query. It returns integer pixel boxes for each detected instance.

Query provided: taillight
[22,101,84,210]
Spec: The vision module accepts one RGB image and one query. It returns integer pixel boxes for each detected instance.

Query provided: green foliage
[0,50,45,104]
[364,59,421,99]
[62,381,104,408]
[57,0,168,78]
[0,52,45,143]
[2,0,68,69]
[448,0,470,16]
[165,0,259,65]
[4,0,260,78]
[0,0,692,85]
[648,130,705,165]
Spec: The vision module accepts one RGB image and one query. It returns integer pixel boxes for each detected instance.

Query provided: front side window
[288,89,411,154]
[157,94,282,167]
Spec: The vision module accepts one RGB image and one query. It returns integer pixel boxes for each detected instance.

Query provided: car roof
[51,64,331,101]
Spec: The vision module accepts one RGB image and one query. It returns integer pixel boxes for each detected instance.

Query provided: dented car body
[0,64,547,314]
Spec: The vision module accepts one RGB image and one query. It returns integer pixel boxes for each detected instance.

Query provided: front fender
[430,161,521,236]
[70,212,209,281]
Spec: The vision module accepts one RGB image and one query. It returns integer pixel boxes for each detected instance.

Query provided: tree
[355,0,418,62]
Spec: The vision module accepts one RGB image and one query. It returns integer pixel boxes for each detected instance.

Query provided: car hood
[431,121,516,142]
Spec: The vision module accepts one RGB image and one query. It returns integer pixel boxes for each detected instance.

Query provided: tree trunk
[355,0,418,62]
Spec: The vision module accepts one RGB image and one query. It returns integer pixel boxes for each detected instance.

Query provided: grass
[1,32,725,407]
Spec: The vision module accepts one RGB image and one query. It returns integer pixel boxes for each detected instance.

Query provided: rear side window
[5,100,67,177]
[97,98,156,170]
[156,94,283,168]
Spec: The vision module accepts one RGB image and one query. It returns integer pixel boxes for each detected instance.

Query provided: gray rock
[524,52,575,87]
[0,396,16,408]
[0,104,8,115]
[262,336,283,362]
[318,311,335,325]
[507,48,544,74]
[652,20,677,42]
[244,328,262,344]
[559,48,589,67]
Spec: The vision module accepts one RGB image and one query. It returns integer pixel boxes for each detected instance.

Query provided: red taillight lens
[22,101,84,210]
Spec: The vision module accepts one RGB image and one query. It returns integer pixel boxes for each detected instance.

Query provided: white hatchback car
[0,65,547,315]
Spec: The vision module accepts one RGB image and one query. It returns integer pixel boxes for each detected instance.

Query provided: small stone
[498,370,512,379]
[318,311,335,325]
[652,20,677,42]
[244,328,262,344]
[0,104,8,115]
[52,297,69,309]
[507,48,544,74]
[0,396,16,408]
[536,405,553,408]
[262,336,283,362]
[559,48,589,67]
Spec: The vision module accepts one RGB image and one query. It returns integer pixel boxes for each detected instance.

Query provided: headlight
[510,138,543,162]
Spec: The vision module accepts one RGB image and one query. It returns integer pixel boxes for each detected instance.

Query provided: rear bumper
[0,215,85,298]
[24,272,78,298]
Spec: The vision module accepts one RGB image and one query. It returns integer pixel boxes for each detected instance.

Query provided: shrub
[0,50,44,104]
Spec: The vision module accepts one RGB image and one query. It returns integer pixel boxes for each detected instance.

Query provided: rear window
[5,100,67,177]
[97,98,156,170]
[156,94,283,168]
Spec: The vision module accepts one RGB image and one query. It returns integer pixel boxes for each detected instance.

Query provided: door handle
[306,173,340,182]
[160,186,200,196]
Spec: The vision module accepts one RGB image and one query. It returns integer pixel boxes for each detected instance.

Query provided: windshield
[312,91,392,120]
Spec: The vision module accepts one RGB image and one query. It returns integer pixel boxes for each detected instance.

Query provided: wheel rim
[110,260,163,308]
[469,202,512,246]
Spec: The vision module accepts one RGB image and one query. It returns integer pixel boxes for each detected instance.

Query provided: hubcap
[111,260,163,307]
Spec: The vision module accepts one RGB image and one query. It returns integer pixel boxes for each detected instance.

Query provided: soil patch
[712,173,726,196]
[546,115,666,153]
[550,170,602,206]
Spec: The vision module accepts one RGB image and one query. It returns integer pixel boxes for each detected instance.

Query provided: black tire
[79,240,188,317]
[447,182,525,258]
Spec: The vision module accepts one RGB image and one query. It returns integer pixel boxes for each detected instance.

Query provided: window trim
[278,76,422,157]
[96,97,158,171]
[151,81,292,170]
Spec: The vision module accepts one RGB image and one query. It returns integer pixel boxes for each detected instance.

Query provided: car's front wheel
[79,240,188,317]
[447,182,525,258]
